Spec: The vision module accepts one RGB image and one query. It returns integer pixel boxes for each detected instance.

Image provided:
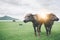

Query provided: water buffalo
[44,13,59,36]
[23,13,59,36]
[23,13,42,36]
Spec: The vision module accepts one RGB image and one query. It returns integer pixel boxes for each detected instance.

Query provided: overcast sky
[0,0,60,20]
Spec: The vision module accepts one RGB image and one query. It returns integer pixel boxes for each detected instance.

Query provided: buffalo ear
[30,14,34,16]
[32,14,34,16]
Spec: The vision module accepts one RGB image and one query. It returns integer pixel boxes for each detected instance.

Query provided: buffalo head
[47,13,59,21]
[23,13,34,23]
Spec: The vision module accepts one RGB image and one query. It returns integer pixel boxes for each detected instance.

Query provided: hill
[0,16,18,20]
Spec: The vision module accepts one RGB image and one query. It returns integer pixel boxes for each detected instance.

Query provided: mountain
[0,16,18,20]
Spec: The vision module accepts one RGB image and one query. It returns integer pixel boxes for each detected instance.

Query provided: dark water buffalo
[23,13,59,36]
[23,14,42,36]
[44,13,59,36]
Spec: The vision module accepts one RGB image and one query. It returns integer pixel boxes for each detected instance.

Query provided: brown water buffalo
[23,13,59,36]
[44,13,59,36]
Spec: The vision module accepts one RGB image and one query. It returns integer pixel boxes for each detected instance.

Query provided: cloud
[36,0,60,16]
[0,0,60,20]
[0,0,40,20]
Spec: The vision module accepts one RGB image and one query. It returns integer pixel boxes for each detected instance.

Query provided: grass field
[0,21,60,40]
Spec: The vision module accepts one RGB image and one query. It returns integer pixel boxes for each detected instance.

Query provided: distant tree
[13,20,16,22]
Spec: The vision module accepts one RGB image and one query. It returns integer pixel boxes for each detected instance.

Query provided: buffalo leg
[37,25,41,36]
[45,26,49,36]
[33,26,37,36]
[37,26,40,36]
[49,26,52,35]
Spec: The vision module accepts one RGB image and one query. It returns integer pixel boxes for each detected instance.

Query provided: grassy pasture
[0,21,60,40]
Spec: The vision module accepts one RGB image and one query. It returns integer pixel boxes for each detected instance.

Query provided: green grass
[0,21,60,40]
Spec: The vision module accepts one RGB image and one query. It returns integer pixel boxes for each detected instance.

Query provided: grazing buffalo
[19,24,23,26]
[23,13,59,36]
[44,13,59,36]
